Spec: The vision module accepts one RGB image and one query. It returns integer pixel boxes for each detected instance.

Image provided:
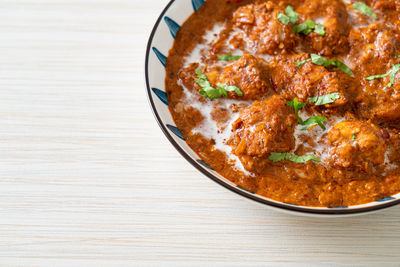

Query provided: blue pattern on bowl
[192,0,205,11]
[166,124,185,141]
[152,47,167,67]
[377,197,395,202]
[145,0,400,215]
[152,88,168,106]
[164,16,180,39]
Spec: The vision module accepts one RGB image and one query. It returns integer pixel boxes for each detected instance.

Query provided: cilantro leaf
[269,152,321,163]
[365,64,400,89]
[286,98,307,123]
[195,69,220,99]
[353,2,377,19]
[287,98,327,130]
[217,53,242,61]
[278,5,299,25]
[310,54,353,75]
[352,132,356,141]
[332,60,354,76]
[314,23,326,36]
[301,116,327,130]
[217,83,244,96]
[293,20,325,36]
[293,20,315,35]
[295,58,312,67]
[194,69,243,99]
[277,13,290,25]
[284,5,299,24]
[385,64,400,89]
[308,92,340,105]
[365,72,391,80]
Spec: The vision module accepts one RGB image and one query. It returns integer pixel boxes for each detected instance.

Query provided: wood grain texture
[0,0,399,266]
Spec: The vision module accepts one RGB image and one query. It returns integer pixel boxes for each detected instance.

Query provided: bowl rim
[144,0,400,215]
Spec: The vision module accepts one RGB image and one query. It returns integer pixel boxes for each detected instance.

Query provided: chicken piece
[327,120,387,172]
[348,22,400,122]
[229,95,297,172]
[372,0,400,25]
[349,22,400,74]
[217,54,271,100]
[296,0,350,56]
[268,55,353,107]
[231,2,299,54]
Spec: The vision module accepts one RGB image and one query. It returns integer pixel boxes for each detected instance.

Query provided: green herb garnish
[301,116,327,130]
[286,98,307,123]
[297,54,353,75]
[366,64,400,89]
[353,2,377,19]
[217,53,242,61]
[314,23,326,36]
[277,5,325,36]
[284,5,299,24]
[293,20,326,36]
[308,92,340,105]
[277,13,290,25]
[287,98,327,130]
[278,5,299,25]
[269,152,321,163]
[295,58,312,67]
[216,83,243,96]
[352,132,356,141]
[293,20,315,35]
[195,69,243,99]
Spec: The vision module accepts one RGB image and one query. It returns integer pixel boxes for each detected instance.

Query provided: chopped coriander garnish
[277,13,290,25]
[298,54,353,75]
[287,98,327,130]
[365,72,391,80]
[308,92,340,105]
[314,23,326,36]
[216,83,243,96]
[269,152,321,163]
[293,20,326,36]
[293,20,315,35]
[195,69,243,99]
[195,69,221,99]
[352,132,356,141]
[395,55,400,58]
[286,98,307,123]
[277,5,325,36]
[366,64,400,89]
[353,2,377,19]
[278,5,299,25]
[301,116,327,130]
[284,5,299,24]
[295,58,312,67]
[217,53,242,61]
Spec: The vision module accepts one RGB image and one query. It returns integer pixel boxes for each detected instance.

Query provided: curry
[165,0,400,207]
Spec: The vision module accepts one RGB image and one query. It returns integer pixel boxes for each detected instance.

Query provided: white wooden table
[0,0,399,265]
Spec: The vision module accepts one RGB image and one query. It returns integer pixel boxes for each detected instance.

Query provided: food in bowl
[164,0,400,207]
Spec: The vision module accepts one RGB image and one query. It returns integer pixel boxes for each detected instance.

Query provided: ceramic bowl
[145,0,400,216]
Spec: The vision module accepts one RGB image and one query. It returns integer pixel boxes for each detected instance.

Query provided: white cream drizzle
[177,78,253,176]
[293,112,345,163]
[182,23,227,68]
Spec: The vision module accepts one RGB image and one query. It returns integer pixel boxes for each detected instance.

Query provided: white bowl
[145,0,400,216]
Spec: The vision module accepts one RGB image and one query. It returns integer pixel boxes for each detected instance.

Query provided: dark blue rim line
[144,0,400,215]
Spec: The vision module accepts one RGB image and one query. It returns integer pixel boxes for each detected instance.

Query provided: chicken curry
[165,0,400,207]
